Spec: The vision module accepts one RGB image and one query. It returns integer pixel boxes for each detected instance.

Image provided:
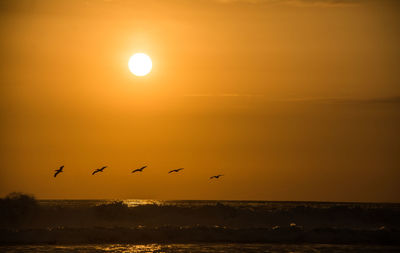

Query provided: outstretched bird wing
[54,170,61,177]
[133,165,147,173]
[55,166,64,172]
[92,170,98,175]
[169,168,184,173]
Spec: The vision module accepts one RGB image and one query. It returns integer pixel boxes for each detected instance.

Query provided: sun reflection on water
[101,244,162,252]
[122,199,162,207]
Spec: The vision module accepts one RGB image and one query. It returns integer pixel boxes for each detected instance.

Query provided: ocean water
[1,244,400,253]
[37,199,400,210]
[1,196,400,251]
[0,244,400,253]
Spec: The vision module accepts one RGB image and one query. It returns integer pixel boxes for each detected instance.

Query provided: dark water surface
[37,199,400,210]
[1,197,399,247]
[1,244,400,253]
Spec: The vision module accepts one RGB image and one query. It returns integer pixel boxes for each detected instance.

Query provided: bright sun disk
[128,53,152,76]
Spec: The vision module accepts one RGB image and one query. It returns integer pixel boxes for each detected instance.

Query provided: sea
[1,198,399,252]
[1,243,400,253]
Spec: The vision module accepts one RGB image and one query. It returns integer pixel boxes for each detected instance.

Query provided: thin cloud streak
[216,0,361,7]
[183,94,264,97]
[182,94,400,104]
[275,96,400,104]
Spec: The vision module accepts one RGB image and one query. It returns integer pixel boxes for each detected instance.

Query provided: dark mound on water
[0,192,38,228]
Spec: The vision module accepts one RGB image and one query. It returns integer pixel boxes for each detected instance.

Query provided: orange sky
[0,0,399,201]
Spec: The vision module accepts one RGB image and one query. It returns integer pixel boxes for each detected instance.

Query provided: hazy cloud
[183,94,264,97]
[277,96,400,104]
[217,0,360,7]
[183,94,400,104]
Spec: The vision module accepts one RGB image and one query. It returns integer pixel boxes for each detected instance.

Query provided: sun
[128,53,152,76]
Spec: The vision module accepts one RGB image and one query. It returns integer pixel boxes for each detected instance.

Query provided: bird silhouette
[132,165,147,173]
[168,168,184,173]
[54,165,64,178]
[209,174,224,180]
[92,166,107,175]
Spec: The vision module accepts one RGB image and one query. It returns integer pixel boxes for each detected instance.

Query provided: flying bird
[92,166,107,175]
[132,165,147,173]
[209,174,224,180]
[54,165,64,178]
[168,168,184,174]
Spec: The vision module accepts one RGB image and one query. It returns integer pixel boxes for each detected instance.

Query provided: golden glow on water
[122,199,161,207]
[1,244,398,252]
[101,244,162,252]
